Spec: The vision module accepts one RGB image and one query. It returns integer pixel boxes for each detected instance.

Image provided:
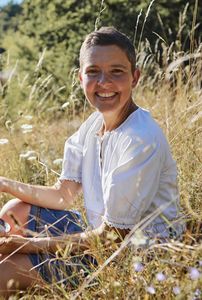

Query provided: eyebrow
[110,64,128,69]
[86,64,128,69]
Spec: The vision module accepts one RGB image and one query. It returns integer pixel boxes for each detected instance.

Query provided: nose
[97,72,111,86]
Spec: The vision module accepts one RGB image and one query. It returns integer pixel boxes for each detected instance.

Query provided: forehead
[80,45,131,68]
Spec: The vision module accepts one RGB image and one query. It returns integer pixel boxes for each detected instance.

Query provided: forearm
[1,177,75,210]
[0,236,58,254]
[0,225,129,255]
[0,234,88,254]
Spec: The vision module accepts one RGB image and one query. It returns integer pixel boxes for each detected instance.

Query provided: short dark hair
[79,27,136,72]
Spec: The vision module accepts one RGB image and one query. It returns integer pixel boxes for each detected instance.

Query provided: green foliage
[0,0,201,118]
[0,2,22,38]
[0,2,201,299]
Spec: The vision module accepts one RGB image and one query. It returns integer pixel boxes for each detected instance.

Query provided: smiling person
[0,27,184,297]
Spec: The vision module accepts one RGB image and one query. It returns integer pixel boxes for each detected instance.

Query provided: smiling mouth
[95,92,118,99]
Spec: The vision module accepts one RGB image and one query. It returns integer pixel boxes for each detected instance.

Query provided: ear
[132,68,140,88]
[78,70,83,86]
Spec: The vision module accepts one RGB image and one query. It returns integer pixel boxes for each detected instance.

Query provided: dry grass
[0,8,202,300]
[0,49,201,298]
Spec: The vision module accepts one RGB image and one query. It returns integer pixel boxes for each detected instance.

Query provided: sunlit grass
[0,3,201,299]
[0,48,201,298]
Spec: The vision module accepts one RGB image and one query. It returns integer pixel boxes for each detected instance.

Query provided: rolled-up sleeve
[103,141,162,229]
[59,111,100,184]
[59,131,83,183]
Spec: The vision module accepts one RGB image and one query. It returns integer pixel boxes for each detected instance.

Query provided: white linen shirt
[60,108,183,238]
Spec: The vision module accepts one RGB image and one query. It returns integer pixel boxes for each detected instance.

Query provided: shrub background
[0,1,201,299]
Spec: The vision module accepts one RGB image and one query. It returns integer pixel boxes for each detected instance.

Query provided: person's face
[79,45,140,115]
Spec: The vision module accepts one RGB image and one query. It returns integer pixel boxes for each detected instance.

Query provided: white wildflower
[79,268,85,277]
[130,229,148,247]
[21,124,33,133]
[156,272,166,282]
[0,138,9,145]
[106,231,118,241]
[61,102,70,109]
[20,150,37,160]
[27,156,37,161]
[113,281,121,288]
[24,115,33,120]
[133,261,144,272]
[53,158,63,165]
[146,286,155,294]
[189,267,201,280]
[173,286,181,295]
[21,124,33,130]
[193,289,201,299]
[190,111,202,124]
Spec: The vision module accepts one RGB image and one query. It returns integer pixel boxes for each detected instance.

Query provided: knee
[0,199,31,234]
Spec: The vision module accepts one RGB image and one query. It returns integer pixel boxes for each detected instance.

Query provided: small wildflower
[190,111,202,124]
[193,289,201,299]
[130,229,148,247]
[146,286,155,294]
[133,262,144,272]
[156,272,166,282]
[27,156,37,161]
[189,267,200,280]
[113,281,121,288]
[24,115,33,120]
[199,261,202,267]
[21,124,33,133]
[20,150,37,160]
[53,158,63,165]
[79,269,85,277]
[173,286,181,295]
[0,138,9,145]
[61,102,70,109]
[106,231,118,241]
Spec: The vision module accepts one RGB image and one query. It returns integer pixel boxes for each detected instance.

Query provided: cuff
[103,216,134,230]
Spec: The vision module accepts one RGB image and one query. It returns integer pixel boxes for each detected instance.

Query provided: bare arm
[0,176,81,210]
[0,223,130,255]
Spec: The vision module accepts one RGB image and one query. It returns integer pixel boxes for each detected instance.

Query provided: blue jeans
[28,205,97,285]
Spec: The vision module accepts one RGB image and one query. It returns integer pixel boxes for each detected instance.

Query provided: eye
[111,69,124,75]
[85,69,99,76]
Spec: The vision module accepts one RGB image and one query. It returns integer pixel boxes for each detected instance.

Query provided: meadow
[0,4,201,300]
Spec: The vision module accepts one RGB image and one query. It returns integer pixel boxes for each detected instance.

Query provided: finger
[0,237,6,245]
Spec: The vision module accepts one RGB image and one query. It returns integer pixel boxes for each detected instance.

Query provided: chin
[95,100,120,111]
[96,104,118,114]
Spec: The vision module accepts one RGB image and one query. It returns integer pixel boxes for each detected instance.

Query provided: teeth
[97,92,116,98]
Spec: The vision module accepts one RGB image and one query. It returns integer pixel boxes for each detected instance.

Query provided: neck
[99,101,138,136]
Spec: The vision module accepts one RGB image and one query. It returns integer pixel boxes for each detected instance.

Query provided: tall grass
[0,1,201,299]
